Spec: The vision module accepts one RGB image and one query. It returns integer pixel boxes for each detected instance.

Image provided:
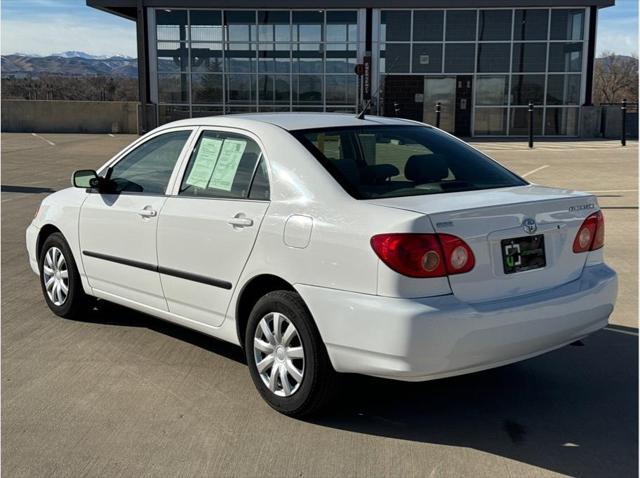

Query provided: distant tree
[593,51,639,104]
[1,75,138,102]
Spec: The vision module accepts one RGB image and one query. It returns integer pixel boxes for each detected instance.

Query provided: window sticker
[185,137,223,188]
[208,139,247,191]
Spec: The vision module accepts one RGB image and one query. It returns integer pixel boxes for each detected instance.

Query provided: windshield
[292,125,527,199]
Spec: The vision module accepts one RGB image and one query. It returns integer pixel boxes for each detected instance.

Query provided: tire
[244,290,338,417]
[38,232,89,319]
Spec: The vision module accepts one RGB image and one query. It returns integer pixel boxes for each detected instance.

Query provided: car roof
[160,113,427,132]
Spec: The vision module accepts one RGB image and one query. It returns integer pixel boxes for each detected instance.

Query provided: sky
[0,0,638,58]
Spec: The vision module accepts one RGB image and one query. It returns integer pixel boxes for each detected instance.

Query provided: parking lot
[2,133,638,477]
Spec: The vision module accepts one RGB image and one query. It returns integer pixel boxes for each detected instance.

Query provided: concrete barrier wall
[1,100,139,134]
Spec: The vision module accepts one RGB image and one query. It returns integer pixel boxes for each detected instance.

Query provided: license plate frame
[501,234,546,275]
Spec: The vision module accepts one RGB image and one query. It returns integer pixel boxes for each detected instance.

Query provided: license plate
[501,234,546,274]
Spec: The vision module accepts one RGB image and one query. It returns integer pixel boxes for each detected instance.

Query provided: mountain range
[1,51,137,78]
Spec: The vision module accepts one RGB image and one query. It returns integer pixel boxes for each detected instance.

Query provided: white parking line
[604,327,638,336]
[31,133,55,146]
[521,165,550,178]
[108,134,115,137]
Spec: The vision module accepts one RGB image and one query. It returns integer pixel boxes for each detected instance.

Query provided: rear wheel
[245,290,337,416]
[39,232,89,318]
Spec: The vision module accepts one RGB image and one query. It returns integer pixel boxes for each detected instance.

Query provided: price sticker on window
[185,137,223,188]
[208,139,247,191]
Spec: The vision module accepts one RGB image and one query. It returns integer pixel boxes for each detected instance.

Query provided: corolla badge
[522,218,537,234]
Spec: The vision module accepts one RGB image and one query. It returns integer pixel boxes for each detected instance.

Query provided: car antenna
[355,56,399,120]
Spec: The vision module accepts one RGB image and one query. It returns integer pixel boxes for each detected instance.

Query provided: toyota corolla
[26,113,618,416]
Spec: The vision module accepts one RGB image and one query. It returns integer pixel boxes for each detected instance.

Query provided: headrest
[405,154,449,183]
[362,164,400,182]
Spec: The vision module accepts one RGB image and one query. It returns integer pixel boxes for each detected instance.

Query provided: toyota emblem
[522,218,537,234]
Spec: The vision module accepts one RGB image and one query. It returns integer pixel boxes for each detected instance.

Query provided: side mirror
[72,169,99,189]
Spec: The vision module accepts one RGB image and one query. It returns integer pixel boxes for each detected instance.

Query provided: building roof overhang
[87,0,615,21]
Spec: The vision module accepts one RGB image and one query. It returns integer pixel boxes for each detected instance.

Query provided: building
[87,1,614,137]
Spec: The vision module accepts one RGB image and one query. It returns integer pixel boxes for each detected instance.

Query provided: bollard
[528,101,534,149]
[393,102,400,117]
[621,99,627,146]
[435,102,441,129]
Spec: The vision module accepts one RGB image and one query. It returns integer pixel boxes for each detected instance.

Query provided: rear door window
[179,131,267,199]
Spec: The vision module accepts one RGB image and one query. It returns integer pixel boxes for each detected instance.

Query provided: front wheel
[39,232,89,319]
[245,291,338,416]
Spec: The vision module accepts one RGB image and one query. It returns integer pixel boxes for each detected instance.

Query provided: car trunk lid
[367,185,599,302]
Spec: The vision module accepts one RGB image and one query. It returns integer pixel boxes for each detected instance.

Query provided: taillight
[370,233,475,278]
[573,211,605,253]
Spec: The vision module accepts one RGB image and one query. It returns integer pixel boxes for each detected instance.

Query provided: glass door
[423,77,456,133]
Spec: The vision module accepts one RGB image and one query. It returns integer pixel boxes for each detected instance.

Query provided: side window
[109,130,192,194]
[248,158,270,200]
[179,131,265,199]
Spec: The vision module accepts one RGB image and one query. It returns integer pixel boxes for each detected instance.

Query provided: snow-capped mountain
[2,52,138,78]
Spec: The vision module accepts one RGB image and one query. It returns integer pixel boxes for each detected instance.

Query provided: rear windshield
[292,125,527,199]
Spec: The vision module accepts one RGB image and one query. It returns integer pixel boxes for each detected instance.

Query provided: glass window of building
[326,76,357,104]
[191,43,223,73]
[444,43,475,73]
[327,11,358,42]
[476,76,509,105]
[546,74,581,105]
[258,75,291,104]
[550,9,584,41]
[412,44,443,73]
[258,44,291,74]
[226,74,256,105]
[510,74,545,105]
[293,75,323,105]
[292,43,323,74]
[513,9,548,41]
[158,41,188,73]
[548,42,583,72]
[258,11,290,42]
[381,11,411,42]
[191,74,223,103]
[477,43,511,73]
[159,105,190,125]
[474,108,508,135]
[413,10,444,41]
[326,43,357,73]
[157,9,188,42]
[545,107,579,135]
[478,10,512,41]
[190,10,223,43]
[381,43,410,73]
[512,43,547,72]
[446,10,477,41]
[510,107,543,135]
[292,11,324,42]
[192,106,224,117]
[225,11,257,42]
[158,73,189,104]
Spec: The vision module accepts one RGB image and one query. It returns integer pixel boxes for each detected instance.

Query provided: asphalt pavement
[2,133,637,477]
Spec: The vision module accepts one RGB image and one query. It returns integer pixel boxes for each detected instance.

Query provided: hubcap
[42,246,69,306]
[253,312,305,397]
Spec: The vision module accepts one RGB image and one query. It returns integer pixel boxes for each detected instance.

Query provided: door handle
[138,206,157,218]
[228,215,253,228]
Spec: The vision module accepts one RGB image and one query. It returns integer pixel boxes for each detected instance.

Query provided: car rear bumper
[296,263,617,381]
[26,222,40,275]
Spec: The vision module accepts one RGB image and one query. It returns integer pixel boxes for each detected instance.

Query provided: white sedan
[26,114,617,416]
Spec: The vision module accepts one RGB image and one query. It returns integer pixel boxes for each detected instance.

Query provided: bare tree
[2,75,138,102]
[593,51,639,104]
